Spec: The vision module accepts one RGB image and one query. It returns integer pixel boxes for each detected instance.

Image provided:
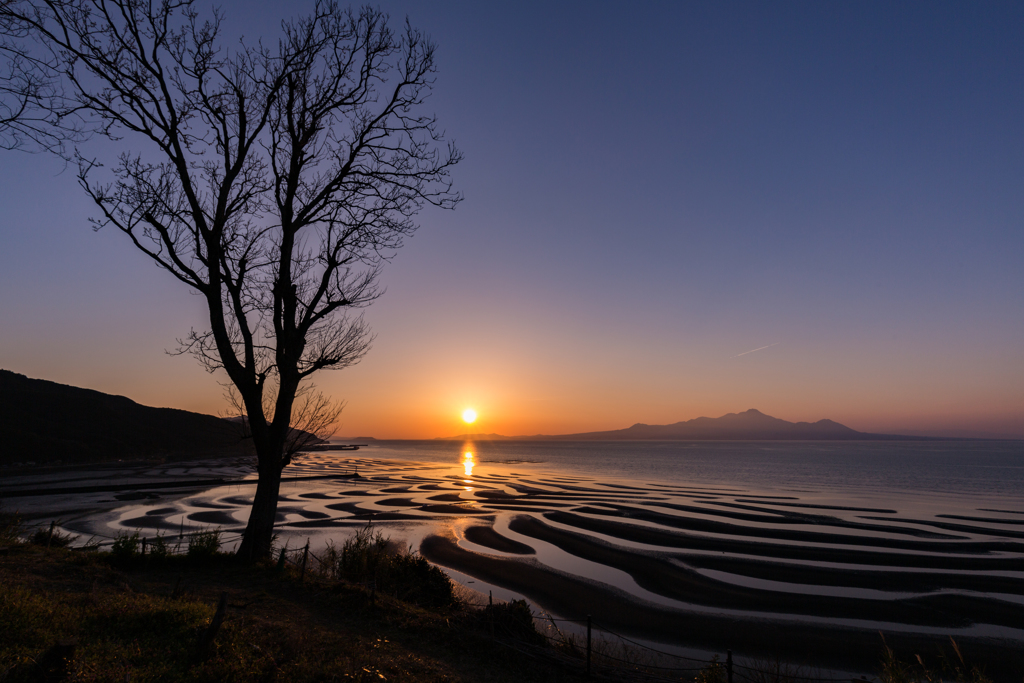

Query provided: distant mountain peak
[521,409,911,442]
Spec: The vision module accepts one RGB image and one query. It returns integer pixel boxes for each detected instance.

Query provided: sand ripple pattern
[20,453,1024,669]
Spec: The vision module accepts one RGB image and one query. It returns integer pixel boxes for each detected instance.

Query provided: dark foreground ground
[0,539,1016,683]
[0,543,589,683]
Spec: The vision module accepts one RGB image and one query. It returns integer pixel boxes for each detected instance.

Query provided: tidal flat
[3,441,1024,677]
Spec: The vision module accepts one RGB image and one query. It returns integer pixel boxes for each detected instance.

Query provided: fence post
[587,615,592,676]
[196,592,228,658]
[300,539,310,582]
[727,649,733,683]
[46,521,55,548]
[276,547,286,572]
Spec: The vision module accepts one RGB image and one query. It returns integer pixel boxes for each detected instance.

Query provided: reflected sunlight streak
[463,450,474,477]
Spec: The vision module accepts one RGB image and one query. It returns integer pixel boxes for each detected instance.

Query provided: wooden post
[727,649,733,683]
[587,615,592,676]
[196,592,227,658]
[276,547,287,572]
[46,521,55,548]
[300,539,310,581]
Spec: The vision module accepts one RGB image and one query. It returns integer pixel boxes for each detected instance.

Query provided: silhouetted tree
[0,0,86,150]
[6,0,461,559]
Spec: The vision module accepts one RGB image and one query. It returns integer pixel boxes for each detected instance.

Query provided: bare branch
[5,0,460,560]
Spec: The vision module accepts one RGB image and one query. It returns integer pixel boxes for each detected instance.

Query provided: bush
[109,531,173,562]
[187,529,221,559]
[0,511,23,545]
[29,521,78,548]
[111,530,141,560]
[696,655,726,683]
[148,533,169,560]
[482,599,545,645]
[326,524,456,608]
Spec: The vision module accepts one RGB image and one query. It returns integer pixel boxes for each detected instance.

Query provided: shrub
[111,530,141,560]
[0,511,23,545]
[29,521,78,548]
[329,524,456,608]
[148,533,169,560]
[696,655,726,683]
[482,599,546,645]
[187,529,221,559]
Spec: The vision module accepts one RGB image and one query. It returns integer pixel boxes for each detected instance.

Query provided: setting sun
[462,408,477,424]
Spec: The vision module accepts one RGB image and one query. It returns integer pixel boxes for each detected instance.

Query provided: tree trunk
[237,452,283,561]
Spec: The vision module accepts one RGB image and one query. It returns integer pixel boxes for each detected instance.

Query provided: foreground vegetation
[1,517,585,682]
[0,516,1003,682]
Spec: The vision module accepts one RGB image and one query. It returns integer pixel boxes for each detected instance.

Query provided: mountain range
[438,409,920,441]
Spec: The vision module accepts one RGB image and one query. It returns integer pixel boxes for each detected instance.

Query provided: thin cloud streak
[735,342,780,358]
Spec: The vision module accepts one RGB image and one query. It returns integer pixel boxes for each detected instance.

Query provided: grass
[879,635,992,683]
[0,525,583,682]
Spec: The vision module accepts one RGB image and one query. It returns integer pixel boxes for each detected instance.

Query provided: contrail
[734,342,780,358]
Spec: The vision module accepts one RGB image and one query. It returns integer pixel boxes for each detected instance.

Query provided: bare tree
[0,0,87,150]
[8,0,461,559]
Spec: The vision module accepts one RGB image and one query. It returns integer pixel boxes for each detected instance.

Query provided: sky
[1,1,1022,439]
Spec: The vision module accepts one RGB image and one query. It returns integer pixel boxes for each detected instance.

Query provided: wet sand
[4,453,1024,677]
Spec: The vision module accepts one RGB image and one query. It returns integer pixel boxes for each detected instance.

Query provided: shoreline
[4,453,1024,678]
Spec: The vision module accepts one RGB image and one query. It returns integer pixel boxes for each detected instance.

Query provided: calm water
[346,439,1024,502]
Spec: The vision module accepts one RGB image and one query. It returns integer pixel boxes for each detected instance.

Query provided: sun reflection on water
[463,450,474,477]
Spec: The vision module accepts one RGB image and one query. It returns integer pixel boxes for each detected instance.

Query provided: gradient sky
[1,1,1022,439]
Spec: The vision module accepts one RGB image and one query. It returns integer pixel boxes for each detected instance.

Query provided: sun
[462,408,477,424]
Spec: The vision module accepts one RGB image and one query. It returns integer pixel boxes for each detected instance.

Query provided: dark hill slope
[0,370,253,465]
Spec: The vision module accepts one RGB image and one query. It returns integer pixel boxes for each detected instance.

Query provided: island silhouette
[438,409,925,441]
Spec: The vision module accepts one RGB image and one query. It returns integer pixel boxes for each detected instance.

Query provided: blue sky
[1,1,1021,437]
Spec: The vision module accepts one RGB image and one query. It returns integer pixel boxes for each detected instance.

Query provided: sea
[345,438,1024,503]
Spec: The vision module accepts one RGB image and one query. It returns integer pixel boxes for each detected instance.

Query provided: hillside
[0,370,254,466]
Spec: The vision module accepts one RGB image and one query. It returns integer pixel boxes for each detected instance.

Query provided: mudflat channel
[4,451,1024,678]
